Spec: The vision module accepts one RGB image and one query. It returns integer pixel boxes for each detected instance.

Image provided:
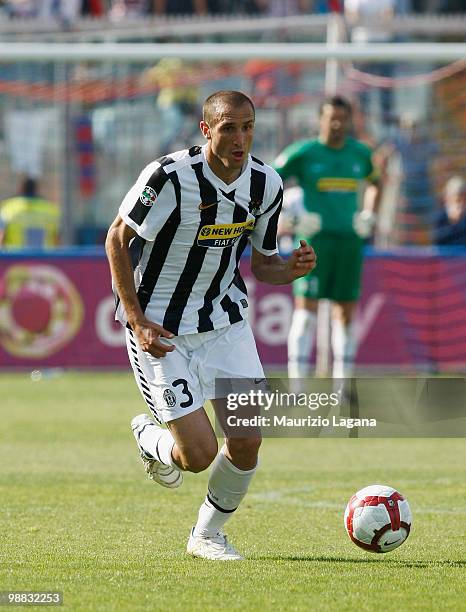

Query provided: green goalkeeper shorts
[293,232,364,302]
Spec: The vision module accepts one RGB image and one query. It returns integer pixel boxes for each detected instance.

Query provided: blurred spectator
[440,0,466,12]
[391,115,439,213]
[412,0,465,12]
[207,0,261,14]
[152,0,207,15]
[255,0,312,15]
[314,1,343,12]
[433,176,466,246]
[0,178,61,249]
[3,0,36,17]
[244,59,302,106]
[412,0,436,10]
[387,114,440,245]
[40,0,82,22]
[81,0,105,16]
[394,0,411,14]
[345,0,397,121]
[143,58,200,150]
[5,0,82,21]
[344,0,396,42]
[109,0,148,18]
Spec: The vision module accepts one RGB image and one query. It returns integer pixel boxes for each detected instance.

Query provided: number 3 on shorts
[173,378,194,408]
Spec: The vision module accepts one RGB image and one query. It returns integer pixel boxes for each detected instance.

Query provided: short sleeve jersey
[274,137,375,235]
[116,144,283,335]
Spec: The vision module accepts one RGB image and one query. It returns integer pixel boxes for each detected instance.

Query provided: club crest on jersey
[248,199,262,213]
[163,388,176,408]
[140,185,157,207]
[197,219,255,248]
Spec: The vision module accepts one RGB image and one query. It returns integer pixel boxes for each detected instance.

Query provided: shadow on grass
[251,555,466,567]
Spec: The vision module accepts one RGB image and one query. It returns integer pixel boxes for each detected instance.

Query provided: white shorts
[126,320,265,424]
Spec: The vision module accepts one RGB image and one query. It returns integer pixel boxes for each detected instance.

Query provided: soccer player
[105,90,316,560]
[274,95,381,389]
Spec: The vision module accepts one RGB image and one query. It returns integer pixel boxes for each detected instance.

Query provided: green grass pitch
[1,372,465,611]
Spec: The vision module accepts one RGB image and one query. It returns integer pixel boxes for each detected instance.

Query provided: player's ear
[200,120,211,140]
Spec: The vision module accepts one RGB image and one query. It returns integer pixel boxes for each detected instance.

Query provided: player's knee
[185,452,216,473]
[179,442,218,473]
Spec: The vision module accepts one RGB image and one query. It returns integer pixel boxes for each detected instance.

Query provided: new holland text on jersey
[197,220,255,248]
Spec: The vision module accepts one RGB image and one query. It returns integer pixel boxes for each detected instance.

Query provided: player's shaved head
[319,95,353,116]
[203,90,255,126]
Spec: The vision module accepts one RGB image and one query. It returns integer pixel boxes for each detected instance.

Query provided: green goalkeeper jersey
[274,137,375,235]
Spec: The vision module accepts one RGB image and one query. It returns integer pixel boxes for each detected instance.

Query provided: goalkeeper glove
[353,210,376,238]
[295,212,322,237]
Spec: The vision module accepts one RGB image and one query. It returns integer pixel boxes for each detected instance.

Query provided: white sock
[137,423,177,469]
[193,446,257,538]
[287,309,317,378]
[331,319,357,380]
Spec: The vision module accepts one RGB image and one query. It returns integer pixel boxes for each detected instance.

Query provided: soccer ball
[344,484,412,553]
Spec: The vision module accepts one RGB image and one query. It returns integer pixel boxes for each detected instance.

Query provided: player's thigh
[293,232,331,300]
[293,267,321,300]
[202,320,265,393]
[302,233,363,301]
[126,328,164,423]
[204,322,264,439]
[196,320,265,437]
[126,327,203,424]
[332,235,364,302]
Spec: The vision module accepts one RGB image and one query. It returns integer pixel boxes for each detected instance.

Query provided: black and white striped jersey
[115,144,283,336]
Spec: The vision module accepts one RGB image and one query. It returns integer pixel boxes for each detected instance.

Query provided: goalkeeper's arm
[363,180,382,217]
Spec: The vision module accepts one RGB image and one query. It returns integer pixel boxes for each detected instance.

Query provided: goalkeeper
[274,95,381,387]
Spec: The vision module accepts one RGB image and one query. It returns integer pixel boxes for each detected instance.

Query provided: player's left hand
[286,239,316,281]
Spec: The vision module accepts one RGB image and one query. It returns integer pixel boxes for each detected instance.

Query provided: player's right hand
[133,319,175,358]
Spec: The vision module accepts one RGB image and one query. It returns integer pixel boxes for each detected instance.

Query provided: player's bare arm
[363,179,382,216]
[105,215,174,358]
[251,240,316,285]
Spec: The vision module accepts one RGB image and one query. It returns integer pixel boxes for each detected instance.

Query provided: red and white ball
[344,484,412,553]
